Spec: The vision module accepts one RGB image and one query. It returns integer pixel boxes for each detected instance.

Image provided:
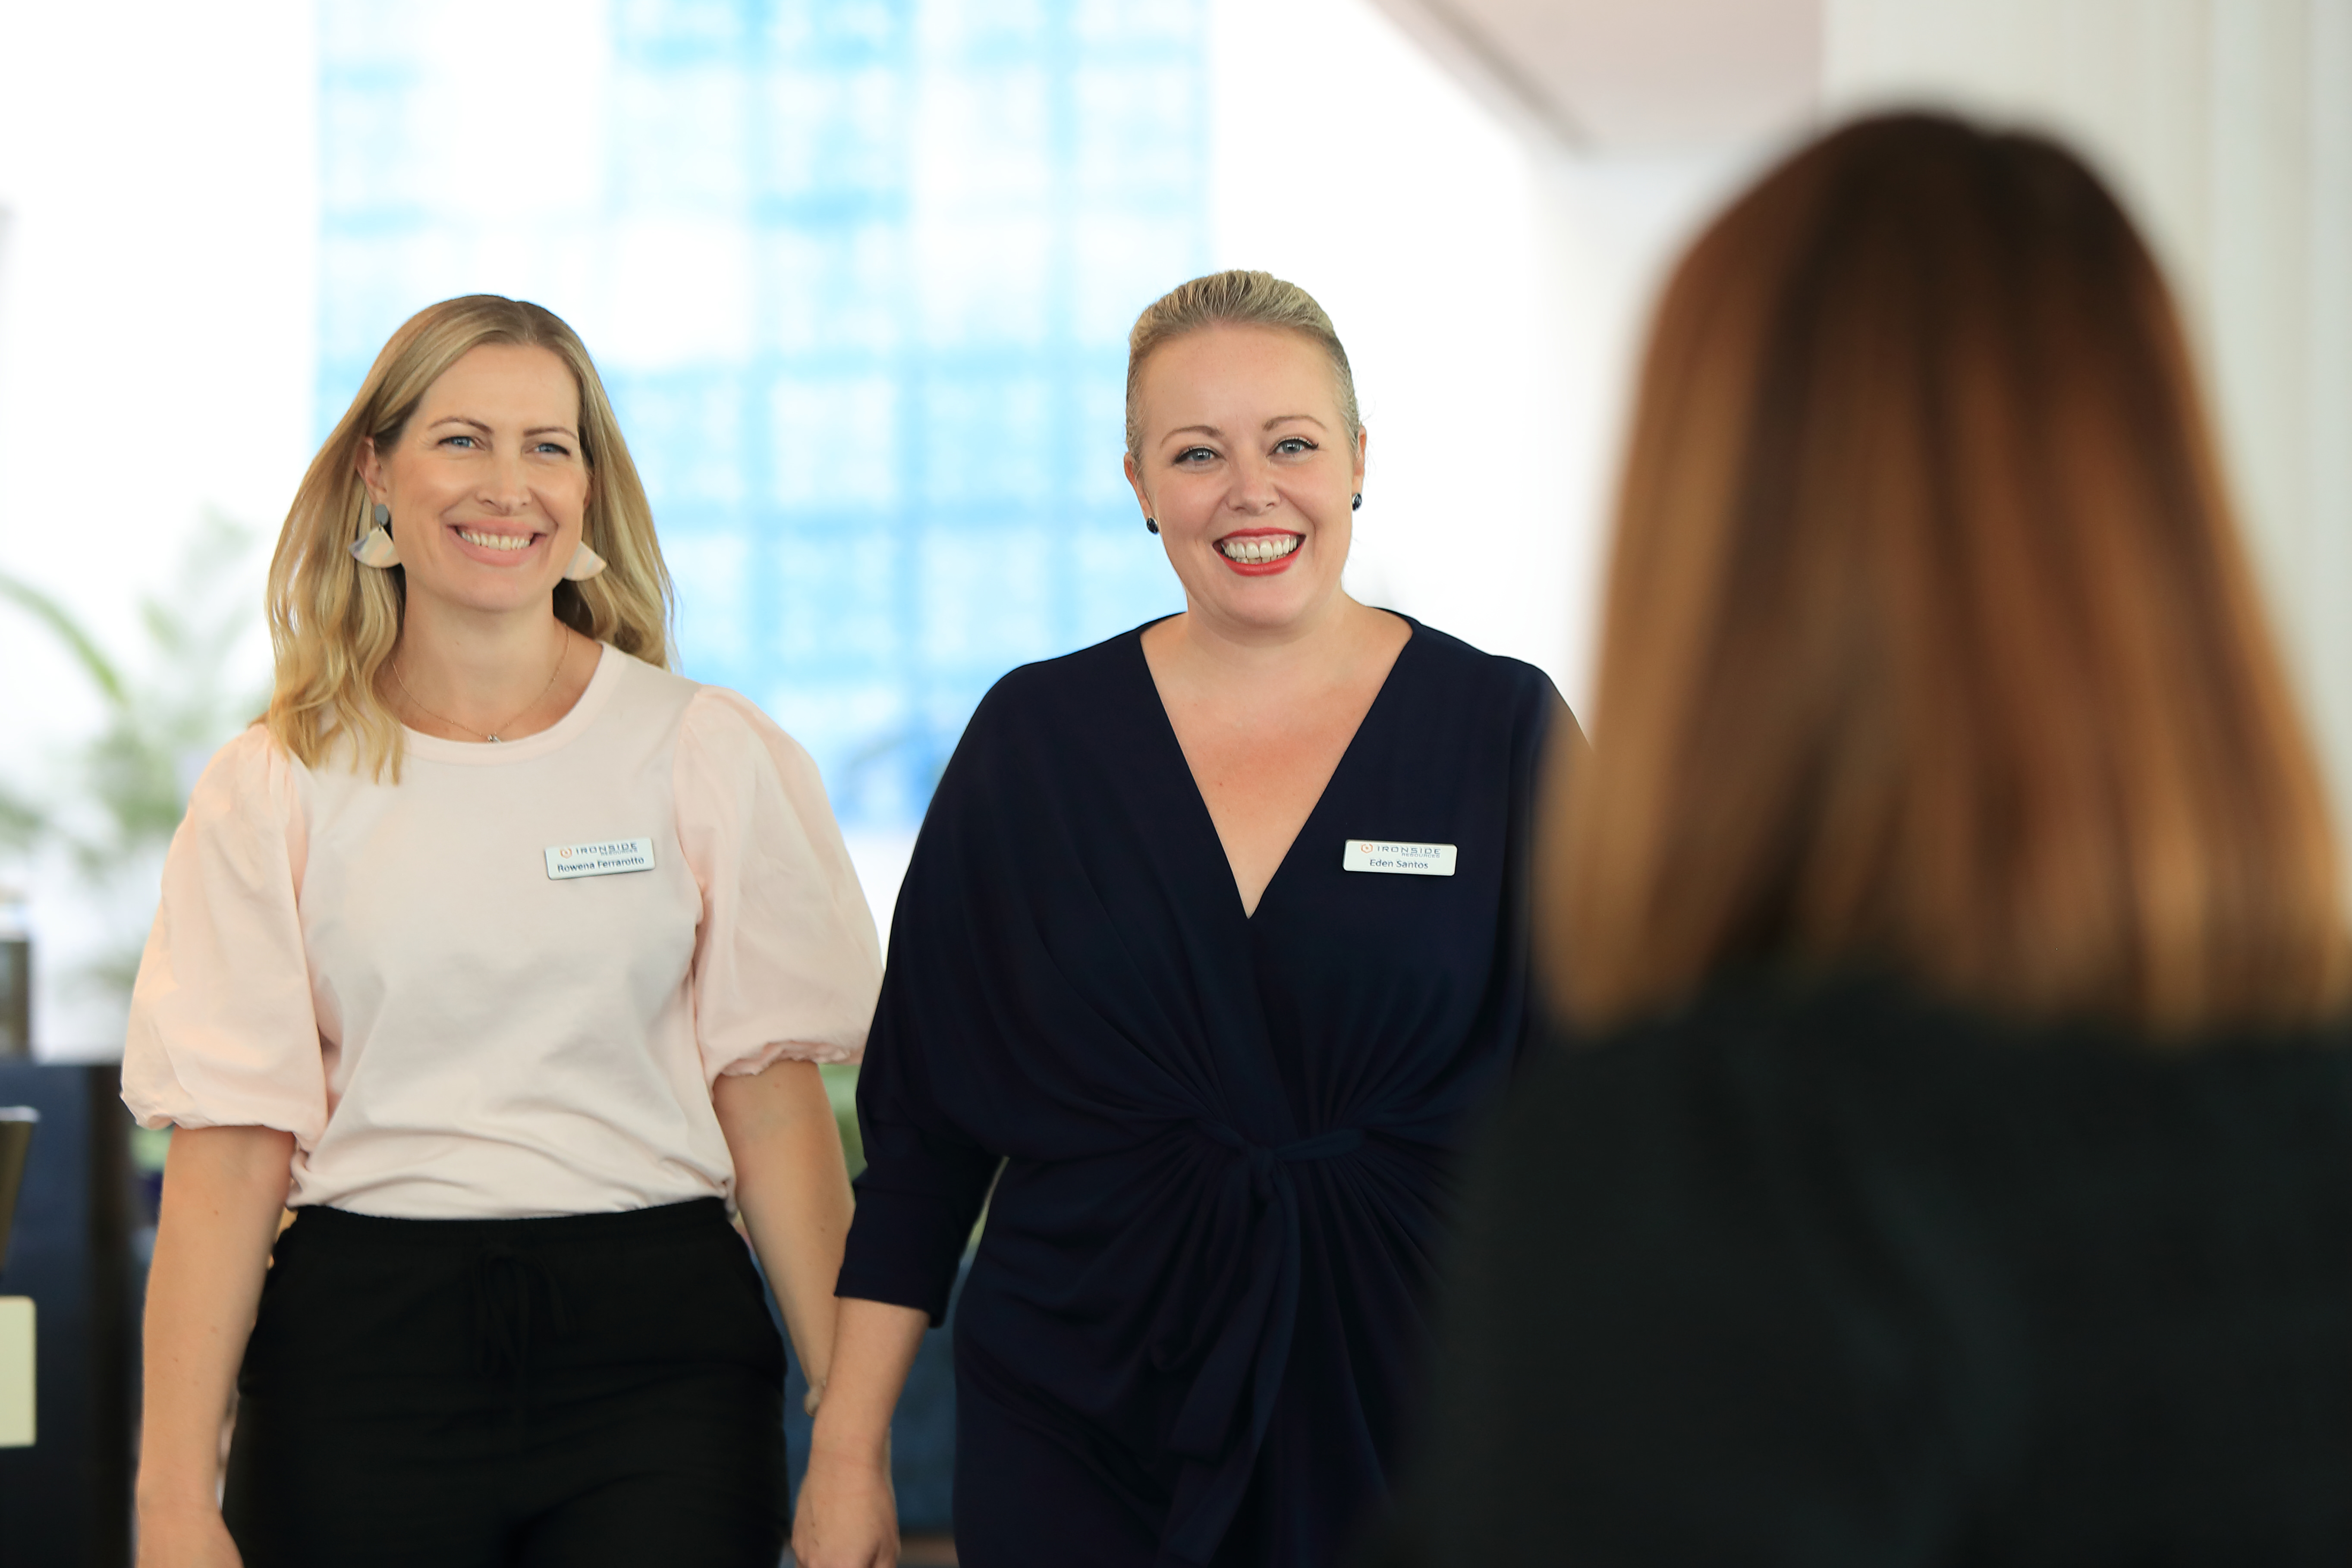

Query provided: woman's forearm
[714,1058,855,1390]
[794,1298,926,1568]
[808,1296,929,1463]
[137,1125,294,1512]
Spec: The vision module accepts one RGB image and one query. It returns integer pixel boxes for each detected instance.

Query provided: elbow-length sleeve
[674,687,883,1079]
[833,689,1021,1325]
[838,1068,1000,1323]
[121,726,327,1141]
[833,789,1002,1320]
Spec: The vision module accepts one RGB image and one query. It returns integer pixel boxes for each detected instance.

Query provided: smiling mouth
[453,526,539,553]
[1216,533,1302,565]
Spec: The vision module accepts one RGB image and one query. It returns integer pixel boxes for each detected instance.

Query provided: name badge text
[545,838,657,880]
[1342,840,1456,877]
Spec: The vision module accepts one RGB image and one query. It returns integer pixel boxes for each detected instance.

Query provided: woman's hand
[792,1297,930,1568]
[135,1496,244,1568]
[713,1066,931,1566]
[792,1445,900,1568]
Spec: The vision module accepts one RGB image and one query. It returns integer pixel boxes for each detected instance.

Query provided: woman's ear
[1124,450,1153,522]
[355,437,388,505]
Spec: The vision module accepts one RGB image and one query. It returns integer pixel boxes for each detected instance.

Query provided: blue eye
[441,434,478,449]
[535,442,572,457]
[1274,437,1316,456]
[1176,446,1217,465]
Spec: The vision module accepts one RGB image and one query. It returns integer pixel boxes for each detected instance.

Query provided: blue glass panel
[317,0,1204,828]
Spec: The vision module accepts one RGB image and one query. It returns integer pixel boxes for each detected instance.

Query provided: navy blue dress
[836,616,1566,1567]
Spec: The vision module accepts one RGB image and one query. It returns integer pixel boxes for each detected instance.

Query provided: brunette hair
[264,295,673,779]
[1547,113,2347,1035]
[1125,270,1360,459]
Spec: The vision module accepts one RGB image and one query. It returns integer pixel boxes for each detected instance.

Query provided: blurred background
[0,0,2343,1560]
[2,0,2342,1059]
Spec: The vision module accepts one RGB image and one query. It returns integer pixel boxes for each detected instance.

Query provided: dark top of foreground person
[840,615,1562,1565]
[1367,973,2352,1567]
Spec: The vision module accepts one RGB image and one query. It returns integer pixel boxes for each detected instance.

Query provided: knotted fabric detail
[1163,1121,1367,1562]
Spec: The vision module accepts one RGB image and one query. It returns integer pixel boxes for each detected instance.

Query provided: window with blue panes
[318,0,1205,829]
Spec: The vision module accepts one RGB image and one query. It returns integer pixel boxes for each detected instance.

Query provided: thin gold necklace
[394,633,569,744]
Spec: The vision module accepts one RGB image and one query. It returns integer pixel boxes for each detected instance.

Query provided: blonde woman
[124,295,880,1568]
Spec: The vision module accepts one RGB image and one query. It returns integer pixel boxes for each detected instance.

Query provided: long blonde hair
[264,295,672,779]
[1548,114,2346,1037]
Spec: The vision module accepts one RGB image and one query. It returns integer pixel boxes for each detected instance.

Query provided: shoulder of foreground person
[1498,971,2352,1174]
[1368,974,2352,1565]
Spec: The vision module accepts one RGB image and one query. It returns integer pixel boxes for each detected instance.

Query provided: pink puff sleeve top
[121,644,884,1219]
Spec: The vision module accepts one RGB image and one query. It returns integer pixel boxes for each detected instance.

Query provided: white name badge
[1343,839,1457,877]
[545,837,657,880]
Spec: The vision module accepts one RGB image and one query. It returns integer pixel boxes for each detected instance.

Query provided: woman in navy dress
[792,271,1572,1568]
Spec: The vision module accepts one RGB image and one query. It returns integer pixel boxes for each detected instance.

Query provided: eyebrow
[1163,414,1330,442]
[426,415,580,440]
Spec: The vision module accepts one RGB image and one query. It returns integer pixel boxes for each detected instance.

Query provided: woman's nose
[1229,454,1279,513]
[478,451,531,511]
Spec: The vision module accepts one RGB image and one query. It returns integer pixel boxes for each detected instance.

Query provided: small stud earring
[1145,517,1160,535]
[350,501,401,568]
[1351,493,1362,512]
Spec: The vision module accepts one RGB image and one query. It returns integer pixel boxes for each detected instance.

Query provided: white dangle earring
[563,540,608,581]
[350,502,401,568]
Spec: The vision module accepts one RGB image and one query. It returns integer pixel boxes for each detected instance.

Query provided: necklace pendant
[487,735,503,744]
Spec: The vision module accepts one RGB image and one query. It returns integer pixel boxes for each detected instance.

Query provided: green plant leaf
[0,518,269,1009]
[0,784,40,852]
[0,571,129,710]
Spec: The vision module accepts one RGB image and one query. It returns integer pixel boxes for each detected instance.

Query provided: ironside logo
[1341,840,1457,877]
[544,837,657,880]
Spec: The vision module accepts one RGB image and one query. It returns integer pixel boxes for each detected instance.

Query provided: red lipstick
[1214,528,1305,577]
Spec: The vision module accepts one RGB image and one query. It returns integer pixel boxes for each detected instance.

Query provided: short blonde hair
[264,295,673,779]
[1124,270,1360,460]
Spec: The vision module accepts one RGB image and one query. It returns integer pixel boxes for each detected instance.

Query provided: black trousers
[221,1198,787,1568]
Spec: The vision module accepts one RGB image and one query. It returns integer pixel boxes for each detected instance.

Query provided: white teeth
[1217,534,1302,564]
[458,528,533,552]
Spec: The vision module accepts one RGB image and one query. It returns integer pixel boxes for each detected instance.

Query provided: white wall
[0,0,316,1055]
[1825,0,2352,826]
[1208,0,1565,689]
[1524,147,1771,715]
[1208,0,1760,719]
[1337,0,2352,852]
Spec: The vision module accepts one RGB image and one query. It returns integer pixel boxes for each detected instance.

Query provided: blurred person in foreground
[1369,113,2352,1565]
[794,270,1572,1568]
[126,295,880,1567]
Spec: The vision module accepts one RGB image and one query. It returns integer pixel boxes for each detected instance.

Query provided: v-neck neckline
[1132,612,1419,924]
